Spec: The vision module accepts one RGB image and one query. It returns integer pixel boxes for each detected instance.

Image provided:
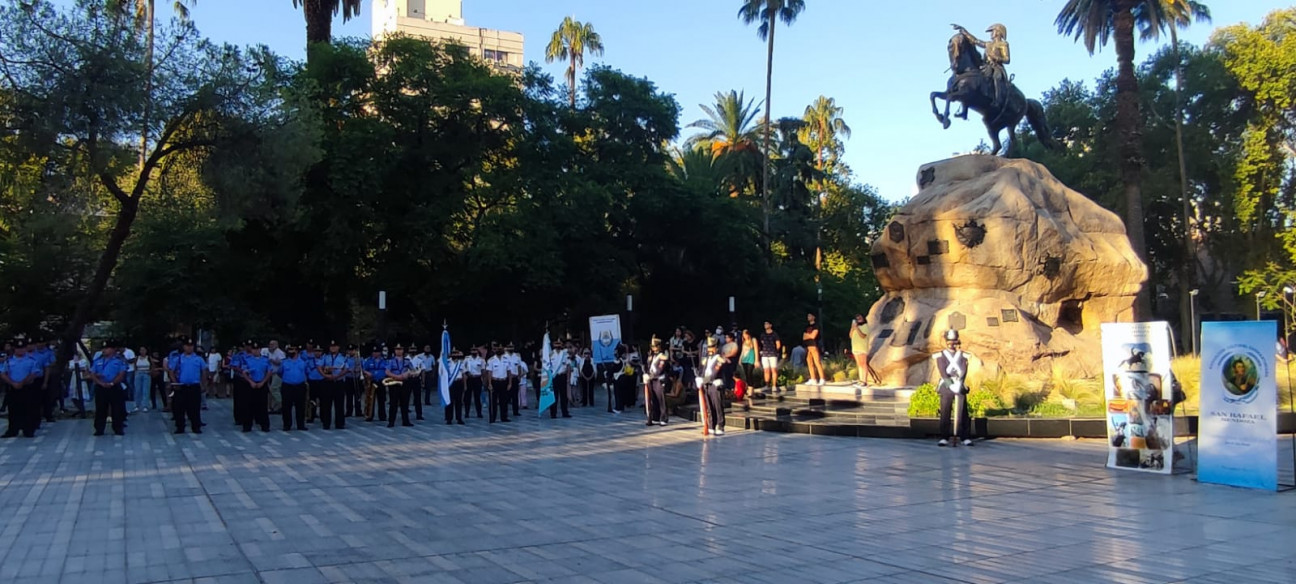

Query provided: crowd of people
[0,312,917,440]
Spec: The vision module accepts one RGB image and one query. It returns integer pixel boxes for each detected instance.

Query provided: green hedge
[907,383,1009,418]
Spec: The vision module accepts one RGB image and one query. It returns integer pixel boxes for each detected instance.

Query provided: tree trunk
[569,54,578,109]
[55,198,141,383]
[1171,26,1196,352]
[137,0,154,171]
[1114,0,1150,320]
[761,12,776,250]
[303,0,332,47]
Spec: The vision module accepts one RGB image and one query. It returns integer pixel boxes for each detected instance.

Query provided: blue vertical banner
[1101,322,1177,474]
[1198,321,1278,491]
[588,315,621,365]
[437,328,460,407]
[537,331,555,415]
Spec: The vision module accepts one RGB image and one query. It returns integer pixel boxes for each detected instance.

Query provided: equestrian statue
[930,23,1060,156]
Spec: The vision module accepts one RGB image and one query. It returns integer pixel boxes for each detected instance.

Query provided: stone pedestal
[867,155,1147,386]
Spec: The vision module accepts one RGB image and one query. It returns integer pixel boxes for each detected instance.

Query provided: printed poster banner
[588,315,622,365]
[1101,321,1176,474]
[1198,320,1278,491]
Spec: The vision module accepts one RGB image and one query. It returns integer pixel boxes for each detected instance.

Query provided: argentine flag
[537,330,555,415]
[437,327,461,407]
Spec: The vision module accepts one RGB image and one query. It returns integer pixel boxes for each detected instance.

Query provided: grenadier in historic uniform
[646,337,670,426]
[933,329,973,447]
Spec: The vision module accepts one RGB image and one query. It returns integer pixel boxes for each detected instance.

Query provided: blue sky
[163,0,1278,201]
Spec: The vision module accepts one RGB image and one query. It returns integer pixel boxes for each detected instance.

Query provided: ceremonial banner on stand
[588,315,622,365]
[437,328,460,407]
[1198,321,1278,491]
[537,330,555,415]
[1101,322,1176,474]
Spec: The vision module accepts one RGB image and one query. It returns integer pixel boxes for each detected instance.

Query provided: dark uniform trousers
[319,380,347,429]
[173,383,203,433]
[464,376,483,419]
[648,379,668,423]
[445,379,464,423]
[411,375,424,419]
[702,384,725,432]
[549,373,570,418]
[489,380,510,422]
[243,382,270,432]
[369,383,387,422]
[510,376,521,415]
[3,382,40,437]
[580,375,596,408]
[281,382,307,430]
[345,377,363,418]
[232,378,248,426]
[387,381,411,427]
[94,384,127,435]
[938,384,971,440]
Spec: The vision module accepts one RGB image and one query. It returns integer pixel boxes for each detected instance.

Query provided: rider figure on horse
[955,23,1011,109]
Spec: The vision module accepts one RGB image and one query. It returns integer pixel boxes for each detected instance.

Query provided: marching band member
[363,346,388,422]
[505,343,522,416]
[279,345,309,431]
[646,337,669,426]
[548,339,573,419]
[463,346,485,420]
[700,337,726,436]
[414,344,434,420]
[485,344,511,423]
[240,342,272,433]
[385,344,415,428]
[320,341,349,429]
[444,348,466,425]
[170,339,206,434]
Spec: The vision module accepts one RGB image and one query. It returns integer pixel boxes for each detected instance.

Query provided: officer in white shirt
[504,343,522,416]
[410,345,431,421]
[548,340,573,419]
[463,346,485,419]
[484,343,511,423]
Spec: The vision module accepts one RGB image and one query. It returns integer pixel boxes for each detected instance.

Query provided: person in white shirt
[463,346,485,419]
[261,340,285,414]
[206,348,224,398]
[122,346,137,412]
[410,345,431,421]
[548,340,573,419]
[443,348,466,424]
[66,351,91,418]
[484,344,511,423]
[504,343,522,416]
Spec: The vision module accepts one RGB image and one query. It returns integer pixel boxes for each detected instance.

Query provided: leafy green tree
[687,90,763,198]
[0,0,317,370]
[545,16,604,109]
[738,0,806,245]
[292,0,362,48]
[800,95,852,182]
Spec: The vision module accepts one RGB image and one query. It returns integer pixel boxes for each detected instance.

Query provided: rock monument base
[867,155,1147,386]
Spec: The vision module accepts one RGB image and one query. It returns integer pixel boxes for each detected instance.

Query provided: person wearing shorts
[758,321,782,392]
[849,313,877,387]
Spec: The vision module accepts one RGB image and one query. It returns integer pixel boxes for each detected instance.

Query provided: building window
[483,49,508,63]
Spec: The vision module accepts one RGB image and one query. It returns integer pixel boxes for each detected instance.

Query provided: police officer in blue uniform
[240,342,272,433]
[385,344,415,428]
[29,337,55,424]
[171,338,207,434]
[319,340,349,430]
[1,339,41,438]
[230,341,251,427]
[345,343,363,417]
[89,341,129,436]
[362,346,388,422]
[280,344,310,431]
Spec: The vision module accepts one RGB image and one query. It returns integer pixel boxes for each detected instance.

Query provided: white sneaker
[660,420,668,426]
[612,410,621,414]
[938,439,949,447]
[714,429,725,436]
[961,439,973,447]
[142,408,149,413]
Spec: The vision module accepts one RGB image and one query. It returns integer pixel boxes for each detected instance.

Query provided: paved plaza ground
[1,398,1295,584]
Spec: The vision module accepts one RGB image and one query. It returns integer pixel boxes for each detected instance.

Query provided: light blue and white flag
[438,327,462,407]
[538,330,555,415]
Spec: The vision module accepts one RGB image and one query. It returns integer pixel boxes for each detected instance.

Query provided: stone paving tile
[2,398,1295,584]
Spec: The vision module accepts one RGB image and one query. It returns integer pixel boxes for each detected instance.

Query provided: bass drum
[722,342,738,359]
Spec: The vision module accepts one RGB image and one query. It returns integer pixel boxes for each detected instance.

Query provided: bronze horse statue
[930,32,1060,156]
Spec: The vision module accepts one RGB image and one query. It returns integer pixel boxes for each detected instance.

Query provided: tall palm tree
[109,0,196,169]
[800,95,851,179]
[739,0,806,243]
[545,17,605,108]
[1056,0,1163,319]
[292,0,363,47]
[688,90,764,198]
[1142,0,1211,352]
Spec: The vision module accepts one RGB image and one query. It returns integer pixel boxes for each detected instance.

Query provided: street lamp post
[1256,291,1267,321]
[1188,289,1199,356]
